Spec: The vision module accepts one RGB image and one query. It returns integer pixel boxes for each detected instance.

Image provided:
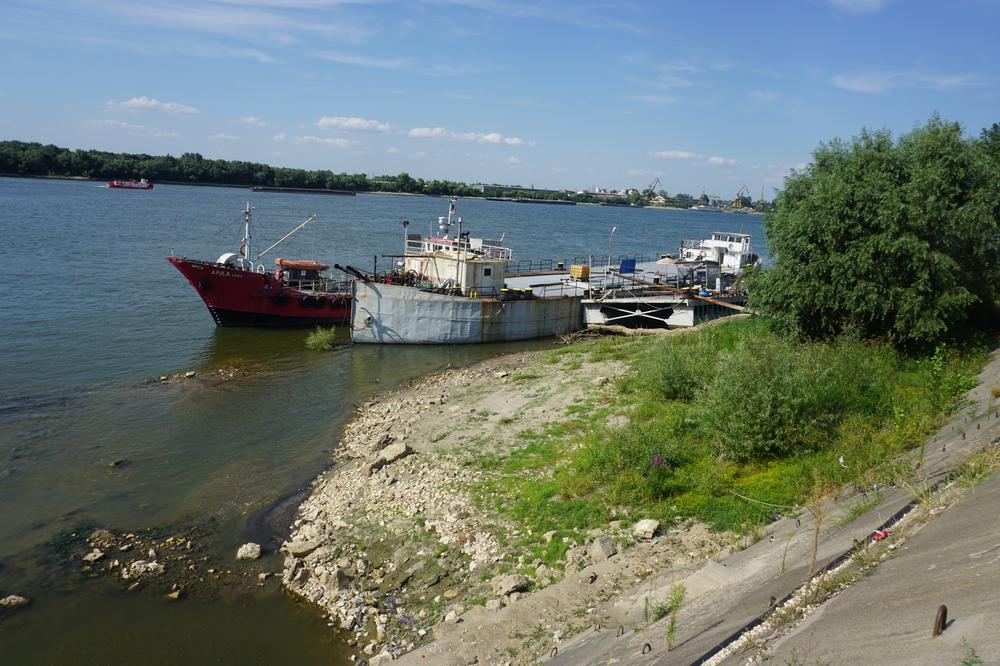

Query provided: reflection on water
[1,585,352,665]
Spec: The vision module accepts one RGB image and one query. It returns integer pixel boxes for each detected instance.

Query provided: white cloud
[98,3,370,42]
[632,94,676,105]
[652,60,701,90]
[386,147,399,154]
[653,150,738,167]
[422,62,484,77]
[653,150,702,160]
[409,127,449,139]
[827,0,892,14]
[317,51,412,70]
[316,115,394,132]
[273,132,286,141]
[209,133,243,141]
[88,118,179,138]
[240,116,268,127]
[626,168,663,177]
[105,96,200,114]
[508,156,522,165]
[831,70,981,93]
[412,151,426,158]
[408,126,533,146]
[749,90,777,102]
[294,135,352,147]
[186,43,279,64]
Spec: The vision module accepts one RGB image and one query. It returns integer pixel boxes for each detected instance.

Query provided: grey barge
[348,199,584,344]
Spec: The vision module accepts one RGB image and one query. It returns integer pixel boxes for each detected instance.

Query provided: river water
[0,177,764,662]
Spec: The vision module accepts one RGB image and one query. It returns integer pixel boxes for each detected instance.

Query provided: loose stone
[0,594,29,608]
[83,549,105,563]
[634,519,660,540]
[589,535,618,561]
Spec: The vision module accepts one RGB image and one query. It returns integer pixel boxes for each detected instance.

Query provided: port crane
[732,185,751,209]
[643,177,662,202]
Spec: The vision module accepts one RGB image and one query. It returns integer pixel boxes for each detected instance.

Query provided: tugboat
[167,202,352,327]
[106,178,154,189]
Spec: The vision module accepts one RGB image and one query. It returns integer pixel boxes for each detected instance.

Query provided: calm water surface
[0,177,764,663]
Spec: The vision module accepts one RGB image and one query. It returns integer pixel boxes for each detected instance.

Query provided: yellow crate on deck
[569,264,590,280]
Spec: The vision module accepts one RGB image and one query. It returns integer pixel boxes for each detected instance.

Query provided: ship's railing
[505,254,658,274]
[403,238,513,260]
[287,276,354,294]
[406,281,588,300]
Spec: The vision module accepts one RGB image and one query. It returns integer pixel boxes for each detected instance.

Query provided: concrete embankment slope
[762,472,1000,665]
[541,349,1000,666]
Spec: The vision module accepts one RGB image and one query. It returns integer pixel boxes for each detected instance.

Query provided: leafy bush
[700,336,892,461]
[749,116,1000,352]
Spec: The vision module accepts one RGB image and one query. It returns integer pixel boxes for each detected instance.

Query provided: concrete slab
[762,473,1000,666]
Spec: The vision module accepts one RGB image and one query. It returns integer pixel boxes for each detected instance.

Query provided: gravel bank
[281,343,726,664]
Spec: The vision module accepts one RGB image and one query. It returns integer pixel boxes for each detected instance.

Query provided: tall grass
[478,318,984,536]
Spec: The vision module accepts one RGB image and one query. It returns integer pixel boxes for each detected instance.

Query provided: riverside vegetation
[476,318,982,541]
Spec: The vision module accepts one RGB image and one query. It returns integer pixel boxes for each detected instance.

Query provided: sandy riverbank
[279,329,732,664]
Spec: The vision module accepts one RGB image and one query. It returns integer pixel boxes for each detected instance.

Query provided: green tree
[749,116,1000,351]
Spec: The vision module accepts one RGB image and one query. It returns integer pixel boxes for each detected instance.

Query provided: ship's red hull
[167,257,351,327]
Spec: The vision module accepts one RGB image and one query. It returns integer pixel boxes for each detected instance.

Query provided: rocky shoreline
[280,343,727,664]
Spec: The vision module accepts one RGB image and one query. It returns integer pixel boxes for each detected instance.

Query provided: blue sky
[1,0,998,196]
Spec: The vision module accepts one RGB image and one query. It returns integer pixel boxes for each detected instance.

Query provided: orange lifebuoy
[276,258,330,271]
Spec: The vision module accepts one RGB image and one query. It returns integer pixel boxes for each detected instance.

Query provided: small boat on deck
[167,202,351,327]
[106,178,154,190]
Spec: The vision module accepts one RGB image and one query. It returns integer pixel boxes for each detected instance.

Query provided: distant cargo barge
[249,186,356,196]
[486,197,576,205]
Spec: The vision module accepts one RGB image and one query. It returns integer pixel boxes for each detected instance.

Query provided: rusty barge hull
[350,282,583,344]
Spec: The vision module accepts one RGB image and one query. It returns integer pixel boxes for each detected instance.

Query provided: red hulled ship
[167,203,352,327]
[106,178,154,189]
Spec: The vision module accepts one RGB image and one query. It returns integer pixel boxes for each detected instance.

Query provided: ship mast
[241,201,252,270]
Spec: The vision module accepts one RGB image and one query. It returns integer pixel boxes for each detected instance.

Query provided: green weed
[305,326,338,351]
[665,583,686,651]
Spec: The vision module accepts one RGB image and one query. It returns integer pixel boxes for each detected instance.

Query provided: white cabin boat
[678,232,760,273]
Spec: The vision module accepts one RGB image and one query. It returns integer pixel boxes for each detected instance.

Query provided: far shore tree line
[0,140,743,209]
